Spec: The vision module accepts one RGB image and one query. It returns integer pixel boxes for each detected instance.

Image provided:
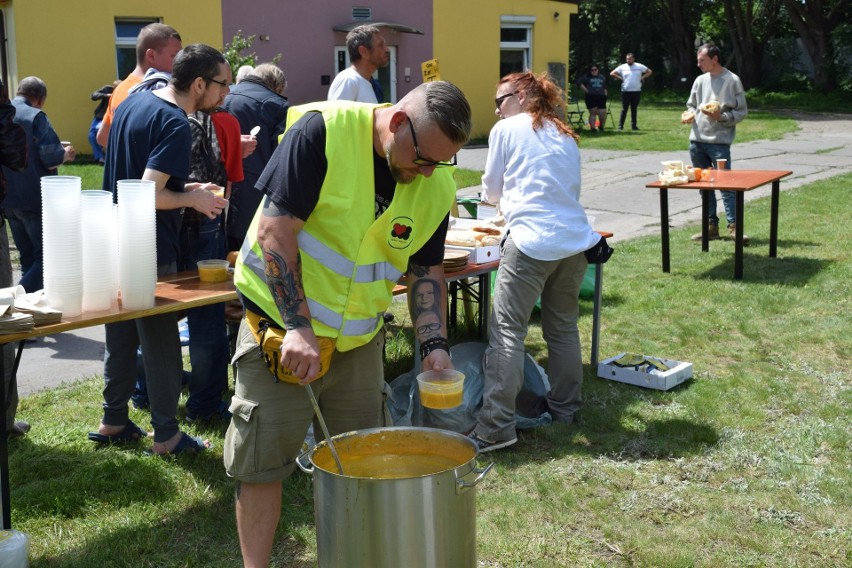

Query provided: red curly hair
[498,71,578,142]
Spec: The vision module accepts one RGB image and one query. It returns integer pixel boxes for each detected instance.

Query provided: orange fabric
[211,110,244,183]
[100,74,143,134]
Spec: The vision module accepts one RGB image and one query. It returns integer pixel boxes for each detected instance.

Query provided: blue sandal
[153,432,208,455]
[88,420,147,444]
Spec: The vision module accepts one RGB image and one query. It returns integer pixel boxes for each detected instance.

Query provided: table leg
[701,190,710,252]
[660,188,670,273]
[0,344,9,529]
[735,191,745,279]
[448,281,458,332]
[770,180,780,258]
[478,273,490,342]
[591,263,603,367]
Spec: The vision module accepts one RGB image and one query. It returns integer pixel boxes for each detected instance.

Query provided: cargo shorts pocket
[231,320,261,366]
[224,395,260,478]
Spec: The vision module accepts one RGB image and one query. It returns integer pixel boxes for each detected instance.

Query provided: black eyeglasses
[495,90,519,109]
[205,77,230,88]
[591,68,599,72]
[406,116,456,168]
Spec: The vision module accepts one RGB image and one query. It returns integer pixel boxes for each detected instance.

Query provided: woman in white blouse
[469,71,611,453]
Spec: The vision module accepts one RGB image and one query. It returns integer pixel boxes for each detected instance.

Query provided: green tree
[721,0,785,90]
[781,0,851,93]
[222,30,258,71]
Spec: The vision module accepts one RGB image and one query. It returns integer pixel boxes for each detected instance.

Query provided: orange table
[646,170,792,279]
[0,272,237,529]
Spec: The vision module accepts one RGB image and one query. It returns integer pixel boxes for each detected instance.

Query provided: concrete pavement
[457,112,852,242]
[15,112,852,397]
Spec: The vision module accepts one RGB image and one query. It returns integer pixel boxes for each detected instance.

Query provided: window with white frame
[500,16,534,78]
[114,19,158,79]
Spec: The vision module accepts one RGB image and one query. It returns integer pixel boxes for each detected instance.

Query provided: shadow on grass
[8,435,316,567]
[695,253,831,284]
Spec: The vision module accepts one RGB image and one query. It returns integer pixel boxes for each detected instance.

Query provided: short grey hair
[406,81,472,146]
[17,76,47,101]
[346,25,381,63]
[235,65,254,83]
[249,63,287,95]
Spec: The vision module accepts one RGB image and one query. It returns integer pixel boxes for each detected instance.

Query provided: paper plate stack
[442,249,469,273]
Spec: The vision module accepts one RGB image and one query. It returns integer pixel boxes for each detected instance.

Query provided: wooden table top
[0,271,237,344]
[645,169,793,191]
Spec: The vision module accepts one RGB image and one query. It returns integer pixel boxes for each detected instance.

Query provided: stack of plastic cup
[116,179,157,310]
[41,175,83,317]
[111,204,120,303]
[81,190,117,312]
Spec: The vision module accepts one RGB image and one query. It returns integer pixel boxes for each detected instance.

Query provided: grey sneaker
[691,224,720,242]
[467,431,517,453]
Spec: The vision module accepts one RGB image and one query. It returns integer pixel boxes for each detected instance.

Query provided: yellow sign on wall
[421,59,441,82]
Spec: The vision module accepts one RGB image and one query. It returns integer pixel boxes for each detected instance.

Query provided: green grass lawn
[569,105,796,153]
[9,170,850,566]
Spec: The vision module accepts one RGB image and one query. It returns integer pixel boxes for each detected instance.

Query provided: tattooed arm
[257,196,322,383]
[407,261,453,372]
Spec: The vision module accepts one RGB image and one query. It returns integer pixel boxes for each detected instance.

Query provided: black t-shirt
[255,111,448,265]
[245,111,449,319]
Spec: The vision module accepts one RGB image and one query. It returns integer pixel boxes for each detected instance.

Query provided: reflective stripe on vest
[239,238,380,336]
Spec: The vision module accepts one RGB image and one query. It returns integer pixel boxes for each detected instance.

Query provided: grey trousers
[477,236,587,442]
[101,263,184,443]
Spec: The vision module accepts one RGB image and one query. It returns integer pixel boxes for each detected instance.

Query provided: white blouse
[481,113,599,261]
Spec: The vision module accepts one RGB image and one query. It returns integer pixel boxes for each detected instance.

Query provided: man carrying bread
[681,42,748,243]
[225,81,471,567]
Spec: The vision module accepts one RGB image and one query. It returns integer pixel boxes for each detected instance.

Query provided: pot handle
[456,462,494,494]
[295,450,314,476]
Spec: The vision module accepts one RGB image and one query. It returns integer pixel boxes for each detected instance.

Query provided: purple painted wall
[221,1,434,105]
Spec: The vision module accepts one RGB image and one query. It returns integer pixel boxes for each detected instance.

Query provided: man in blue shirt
[2,77,75,292]
[88,44,230,455]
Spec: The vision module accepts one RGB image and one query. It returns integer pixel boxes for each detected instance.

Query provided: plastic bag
[388,342,552,433]
[0,529,30,568]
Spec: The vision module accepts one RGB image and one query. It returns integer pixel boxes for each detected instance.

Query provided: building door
[333,45,397,103]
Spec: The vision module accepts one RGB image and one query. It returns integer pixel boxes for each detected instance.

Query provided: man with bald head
[226,81,472,566]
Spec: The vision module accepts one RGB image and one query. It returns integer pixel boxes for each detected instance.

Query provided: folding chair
[565,96,585,131]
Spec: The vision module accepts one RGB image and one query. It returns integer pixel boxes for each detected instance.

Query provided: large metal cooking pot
[300,426,493,568]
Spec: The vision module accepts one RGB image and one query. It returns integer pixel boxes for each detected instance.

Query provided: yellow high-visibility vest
[236,102,454,351]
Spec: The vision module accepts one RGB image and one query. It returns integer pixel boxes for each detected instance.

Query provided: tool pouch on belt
[245,309,335,383]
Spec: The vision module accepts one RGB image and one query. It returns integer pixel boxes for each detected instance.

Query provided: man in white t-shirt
[610,52,652,131]
[327,24,389,103]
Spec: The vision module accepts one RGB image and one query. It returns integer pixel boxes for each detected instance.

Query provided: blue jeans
[88,118,104,163]
[690,141,735,226]
[6,208,43,292]
[179,213,229,418]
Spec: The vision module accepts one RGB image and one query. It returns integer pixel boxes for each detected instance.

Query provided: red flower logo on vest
[388,216,414,250]
[392,222,411,239]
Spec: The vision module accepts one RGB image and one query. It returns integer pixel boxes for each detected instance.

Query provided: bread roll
[472,224,501,236]
[445,230,478,247]
[681,109,695,123]
[700,101,720,114]
[480,235,500,247]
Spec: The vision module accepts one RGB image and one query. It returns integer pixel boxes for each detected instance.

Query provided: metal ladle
[305,385,345,475]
